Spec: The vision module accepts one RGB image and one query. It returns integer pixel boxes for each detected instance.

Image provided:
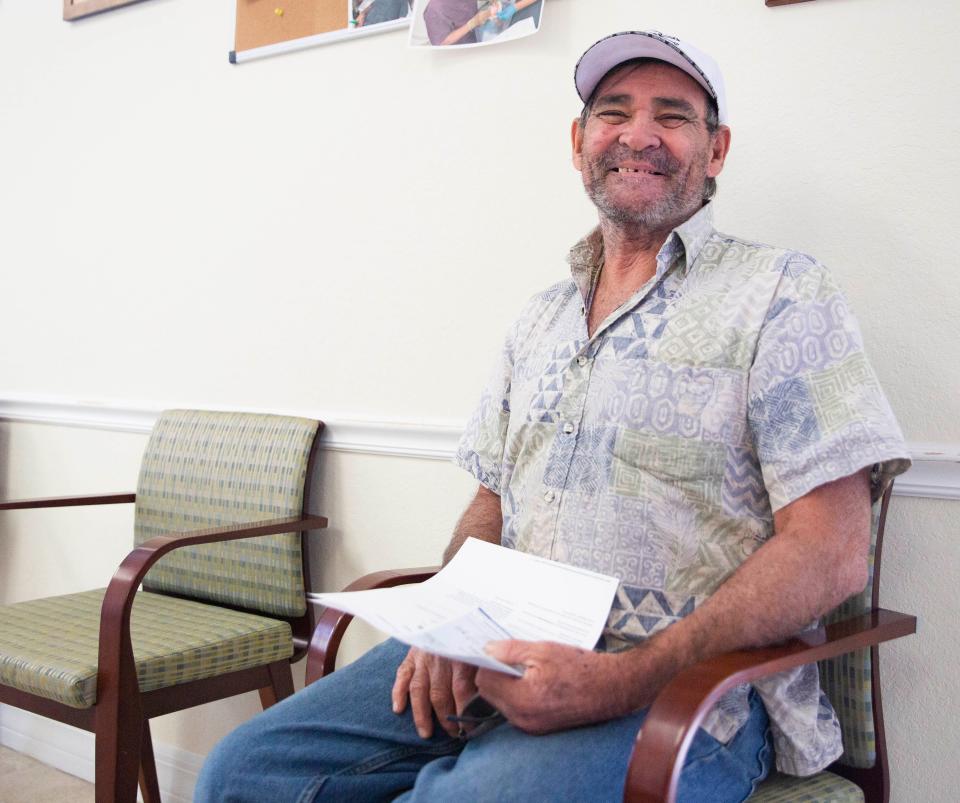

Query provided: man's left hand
[475,640,629,734]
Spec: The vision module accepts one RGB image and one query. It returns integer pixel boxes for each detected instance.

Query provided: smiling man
[197,31,909,802]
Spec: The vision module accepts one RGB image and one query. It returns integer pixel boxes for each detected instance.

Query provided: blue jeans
[196,639,772,802]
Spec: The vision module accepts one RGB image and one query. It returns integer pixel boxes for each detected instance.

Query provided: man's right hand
[391,647,478,739]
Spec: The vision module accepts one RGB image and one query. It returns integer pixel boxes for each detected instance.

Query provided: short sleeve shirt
[454,203,911,775]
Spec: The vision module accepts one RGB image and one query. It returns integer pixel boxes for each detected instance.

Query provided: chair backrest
[818,480,894,785]
[133,410,321,619]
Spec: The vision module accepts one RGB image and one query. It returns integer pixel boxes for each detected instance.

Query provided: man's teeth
[614,167,661,174]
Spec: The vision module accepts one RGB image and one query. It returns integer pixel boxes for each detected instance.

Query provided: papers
[315,538,619,676]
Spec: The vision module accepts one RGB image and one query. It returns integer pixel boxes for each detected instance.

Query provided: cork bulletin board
[233,0,411,63]
[235,0,345,53]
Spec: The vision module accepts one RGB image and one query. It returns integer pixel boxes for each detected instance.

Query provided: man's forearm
[442,484,502,565]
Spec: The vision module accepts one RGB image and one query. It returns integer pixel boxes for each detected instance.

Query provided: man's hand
[392,647,478,739]
[476,640,637,734]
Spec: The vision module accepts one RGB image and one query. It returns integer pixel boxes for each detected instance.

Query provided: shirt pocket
[594,358,749,448]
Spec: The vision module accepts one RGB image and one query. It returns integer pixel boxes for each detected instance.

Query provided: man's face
[572,61,731,232]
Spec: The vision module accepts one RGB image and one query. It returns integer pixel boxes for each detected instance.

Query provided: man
[197,31,909,802]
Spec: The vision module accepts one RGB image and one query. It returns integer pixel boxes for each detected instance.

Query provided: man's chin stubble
[590,190,695,235]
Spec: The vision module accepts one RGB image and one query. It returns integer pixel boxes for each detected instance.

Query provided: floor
[0,745,93,802]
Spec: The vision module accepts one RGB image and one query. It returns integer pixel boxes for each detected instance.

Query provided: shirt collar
[566,202,716,301]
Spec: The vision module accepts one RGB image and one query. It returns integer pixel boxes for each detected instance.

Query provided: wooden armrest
[97,515,327,682]
[100,513,329,625]
[93,513,328,751]
[623,608,917,802]
[0,493,136,510]
[305,566,439,684]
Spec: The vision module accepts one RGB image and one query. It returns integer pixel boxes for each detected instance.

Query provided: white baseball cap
[574,30,728,124]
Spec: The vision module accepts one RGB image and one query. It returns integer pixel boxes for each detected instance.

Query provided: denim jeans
[196,639,772,802]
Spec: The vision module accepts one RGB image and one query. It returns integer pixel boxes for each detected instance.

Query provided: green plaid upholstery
[817,502,883,770]
[0,589,293,709]
[134,410,319,617]
[750,500,886,800]
[751,771,864,802]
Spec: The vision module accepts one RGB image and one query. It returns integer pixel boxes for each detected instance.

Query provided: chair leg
[138,720,162,803]
[258,660,295,709]
[95,710,143,803]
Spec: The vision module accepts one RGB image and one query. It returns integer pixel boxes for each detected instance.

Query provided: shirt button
[543,489,556,503]
[577,356,589,367]
[563,422,575,435]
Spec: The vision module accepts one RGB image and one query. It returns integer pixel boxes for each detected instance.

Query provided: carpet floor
[0,745,93,802]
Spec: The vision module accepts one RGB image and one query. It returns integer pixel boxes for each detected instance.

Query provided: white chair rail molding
[1,394,957,500]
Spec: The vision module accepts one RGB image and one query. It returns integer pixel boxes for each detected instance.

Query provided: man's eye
[596,110,628,121]
[656,114,693,128]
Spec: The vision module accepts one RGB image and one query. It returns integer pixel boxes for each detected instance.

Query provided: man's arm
[476,468,871,733]
[436,4,500,46]
[392,484,502,737]
[441,483,502,565]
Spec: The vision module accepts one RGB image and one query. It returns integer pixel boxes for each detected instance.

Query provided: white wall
[1,0,958,800]
[2,0,958,432]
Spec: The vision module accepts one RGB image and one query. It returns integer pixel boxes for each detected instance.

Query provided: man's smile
[610,166,666,177]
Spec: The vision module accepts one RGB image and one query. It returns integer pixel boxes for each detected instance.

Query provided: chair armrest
[623,608,917,803]
[305,566,439,684]
[93,513,328,715]
[0,493,136,510]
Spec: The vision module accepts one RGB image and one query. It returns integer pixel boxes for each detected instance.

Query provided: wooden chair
[0,409,327,803]
[305,482,915,803]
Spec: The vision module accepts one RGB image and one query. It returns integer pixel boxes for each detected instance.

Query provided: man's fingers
[408,666,436,739]
[451,661,479,715]
[484,639,528,665]
[391,651,416,714]
[425,658,459,737]
[429,681,460,738]
[393,650,471,739]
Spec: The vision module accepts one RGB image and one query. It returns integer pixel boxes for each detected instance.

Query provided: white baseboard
[0,704,203,803]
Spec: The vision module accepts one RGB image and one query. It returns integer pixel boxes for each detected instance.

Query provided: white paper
[315,538,619,675]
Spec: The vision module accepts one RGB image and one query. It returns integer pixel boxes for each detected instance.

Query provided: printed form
[314,538,620,676]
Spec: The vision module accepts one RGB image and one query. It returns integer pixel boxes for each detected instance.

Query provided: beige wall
[1,0,958,435]
[2,0,958,800]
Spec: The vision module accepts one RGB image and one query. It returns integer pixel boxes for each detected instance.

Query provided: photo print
[409,0,544,48]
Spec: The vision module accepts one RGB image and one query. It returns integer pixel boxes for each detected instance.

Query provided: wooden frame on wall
[63,0,148,21]
[765,0,816,6]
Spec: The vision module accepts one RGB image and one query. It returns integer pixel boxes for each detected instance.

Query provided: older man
[197,31,909,802]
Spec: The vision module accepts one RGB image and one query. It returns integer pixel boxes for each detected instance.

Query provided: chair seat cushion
[0,589,293,709]
[751,770,864,802]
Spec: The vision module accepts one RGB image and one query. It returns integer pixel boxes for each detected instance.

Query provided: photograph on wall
[409,0,544,48]
[63,0,148,21]
[232,0,412,64]
[352,0,413,27]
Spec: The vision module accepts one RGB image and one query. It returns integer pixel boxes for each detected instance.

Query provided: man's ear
[707,125,732,178]
[571,117,584,171]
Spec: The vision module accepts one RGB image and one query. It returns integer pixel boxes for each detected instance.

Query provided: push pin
[274,7,284,16]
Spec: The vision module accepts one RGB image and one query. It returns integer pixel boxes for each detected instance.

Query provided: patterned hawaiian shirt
[454,202,911,775]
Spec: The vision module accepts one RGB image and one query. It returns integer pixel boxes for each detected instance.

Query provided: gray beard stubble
[584,145,706,233]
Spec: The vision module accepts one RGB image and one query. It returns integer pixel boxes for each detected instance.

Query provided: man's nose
[618,118,661,152]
